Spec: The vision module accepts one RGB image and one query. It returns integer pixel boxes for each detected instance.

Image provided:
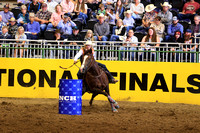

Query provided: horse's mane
[84,48,93,56]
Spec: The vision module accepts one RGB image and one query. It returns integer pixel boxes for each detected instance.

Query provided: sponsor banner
[0,58,200,105]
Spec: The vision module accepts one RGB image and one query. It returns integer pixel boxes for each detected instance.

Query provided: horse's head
[80,53,94,74]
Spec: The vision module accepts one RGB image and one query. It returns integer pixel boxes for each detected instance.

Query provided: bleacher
[0,0,199,62]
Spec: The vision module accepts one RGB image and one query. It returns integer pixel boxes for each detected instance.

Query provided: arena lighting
[0,69,199,94]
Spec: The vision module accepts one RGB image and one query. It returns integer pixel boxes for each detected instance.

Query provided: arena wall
[0,58,200,105]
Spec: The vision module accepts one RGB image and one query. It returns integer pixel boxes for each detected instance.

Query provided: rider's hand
[74,60,77,64]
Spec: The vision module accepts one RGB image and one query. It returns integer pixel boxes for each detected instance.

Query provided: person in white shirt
[130,0,144,19]
[101,0,117,5]
[45,0,58,13]
[120,29,138,60]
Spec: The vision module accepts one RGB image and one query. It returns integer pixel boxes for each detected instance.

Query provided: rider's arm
[74,49,83,61]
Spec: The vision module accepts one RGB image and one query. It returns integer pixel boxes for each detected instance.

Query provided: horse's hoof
[112,109,118,113]
[114,102,120,109]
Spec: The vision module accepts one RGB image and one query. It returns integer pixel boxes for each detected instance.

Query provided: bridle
[83,54,104,78]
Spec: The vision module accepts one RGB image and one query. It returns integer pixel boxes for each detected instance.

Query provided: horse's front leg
[89,93,98,106]
[108,95,119,112]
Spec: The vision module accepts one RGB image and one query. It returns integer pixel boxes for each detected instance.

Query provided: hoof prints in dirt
[1,101,13,106]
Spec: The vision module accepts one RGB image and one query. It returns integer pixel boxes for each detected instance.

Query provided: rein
[59,61,80,69]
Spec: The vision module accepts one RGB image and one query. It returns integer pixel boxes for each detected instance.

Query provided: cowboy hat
[161,2,172,9]
[124,10,132,16]
[145,4,156,12]
[9,17,16,22]
[84,41,94,46]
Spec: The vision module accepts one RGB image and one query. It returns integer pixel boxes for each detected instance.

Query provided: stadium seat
[179,20,190,32]
[73,18,83,31]
[134,31,146,42]
[171,0,184,12]
[154,0,166,9]
[44,30,55,40]
[169,8,179,17]
[85,19,98,31]
[80,29,88,40]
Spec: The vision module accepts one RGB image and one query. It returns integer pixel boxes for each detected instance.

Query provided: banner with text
[0,58,200,105]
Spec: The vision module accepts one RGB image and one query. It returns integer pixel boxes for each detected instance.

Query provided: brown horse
[80,52,119,112]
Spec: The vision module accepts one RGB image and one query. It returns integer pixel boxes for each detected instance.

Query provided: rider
[74,41,118,83]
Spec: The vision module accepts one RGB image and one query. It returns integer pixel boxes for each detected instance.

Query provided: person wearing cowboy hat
[74,40,118,84]
[94,13,110,45]
[123,10,135,32]
[0,4,14,25]
[135,4,157,33]
[158,2,173,26]
[8,17,19,39]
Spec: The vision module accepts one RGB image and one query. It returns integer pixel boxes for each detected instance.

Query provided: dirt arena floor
[1,98,200,133]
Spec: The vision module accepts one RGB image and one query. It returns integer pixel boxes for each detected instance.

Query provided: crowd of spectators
[0,0,199,60]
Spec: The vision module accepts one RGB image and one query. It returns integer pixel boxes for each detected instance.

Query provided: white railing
[0,39,199,63]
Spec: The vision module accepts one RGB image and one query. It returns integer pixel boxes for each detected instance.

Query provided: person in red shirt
[178,0,200,21]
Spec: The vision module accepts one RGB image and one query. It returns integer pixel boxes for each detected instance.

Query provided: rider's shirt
[74,48,95,61]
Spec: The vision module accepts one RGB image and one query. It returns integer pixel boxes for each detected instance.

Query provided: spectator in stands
[46,0,58,13]
[17,5,30,31]
[135,4,157,33]
[58,13,76,39]
[49,29,64,58]
[14,26,27,57]
[94,13,110,45]
[123,10,135,32]
[27,13,40,39]
[110,19,126,41]
[130,0,145,19]
[101,0,117,5]
[68,26,83,45]
[150,16,165,42]
[0,26,12,56]
[105,5,116,25]
[17,0,31,5]
[27,0,41,14]
[74,0,88,25]
[141,27,160,61]
[8,17,18,39]
[35,3,52,33]
[123,0,132,10]
[114,0,125,19]
[47,4,64,30]
[158,2,173,27]
[61,0,75,14]
[169,31,184,44]
[120,29,138,61]
[141,27,160,47]
[0,15,6,35]
[168,31,184,62]
[165,16,184,42]
[190,15,200,37]
[0,26,12,42]
[84,30,95,41]
[98,4,106,15]
[87,0,101,12]
[0,5,14,25]
[54,0,63,3]
[178,0,200,21]
[177,29,197,62]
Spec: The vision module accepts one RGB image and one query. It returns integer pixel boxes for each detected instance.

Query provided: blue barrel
[59,79,82,115]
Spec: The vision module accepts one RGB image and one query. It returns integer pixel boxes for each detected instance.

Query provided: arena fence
[0,39,199,63]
